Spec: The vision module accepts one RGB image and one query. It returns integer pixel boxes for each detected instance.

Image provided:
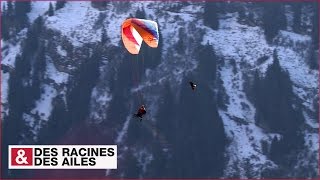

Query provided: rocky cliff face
[1,1,318,178]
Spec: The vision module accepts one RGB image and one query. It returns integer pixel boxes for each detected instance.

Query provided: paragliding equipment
[121,18,159,55]
[121,18,159,104]
[120,18,171,150]
[189,81,197,91]
[133,105,147,121]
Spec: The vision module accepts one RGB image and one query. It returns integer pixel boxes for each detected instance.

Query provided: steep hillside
[1,1,318,178]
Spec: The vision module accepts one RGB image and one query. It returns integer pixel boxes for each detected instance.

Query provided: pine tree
[38,95,68,144]
[105,53,133,131]
[262,3,287,43]
[254,50,305,172]
[101,26,109,44]
[145,143,167,178]
[48,2,54,16]
[9,16,44,112]
[15,2,31,16]
[196,43,217,83]
[2,1,15,40]
[31,44,47,104]
[258,50,295,132]
[307,2,319,69]
[248,12,255,25]
[2,8,10,40]
[311,2,319,50]
[238,6,246,23]
[56,0,66,10]
[203,2,219,30]
[156,82,175,141]
[269,136,282,163]
[67,47,101,125]
[123,152,141,178]
[308,47,318,70]
[2,55,35,178]
[255,50,294,131]
[170,77,226,177]
[176,28,186,54]
[252,70,265,127]
[24,16,44,57]
[91,1,108,9]
[2,14,46,178]
[292,3,302,33]
[6,55,28,144]
[135,7,146,19]
[7,1,14,16]
[14,1,31,30]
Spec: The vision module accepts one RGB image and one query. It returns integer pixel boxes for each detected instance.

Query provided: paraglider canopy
[121,18,159,54]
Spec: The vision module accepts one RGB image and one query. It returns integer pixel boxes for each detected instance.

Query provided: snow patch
[1,1,6,8]
[56,45,67,57]
[218,62,276,177]
[115,115,131,144]
[219,60,256,123]
[134,148,153,175]
[2,42,21,67]
[1,72,9,104]
[219,110,277,178]
[304,132,319,152]
[279,30,311,43]
[293,86,315,109]
[277,47,317,89]
[203,13,273,69]
[46,2,101,47]
[1,72,10,118]
[303,111,318,129]
[31,84,57,120]
[46,59,69,84]
[28,1,56,23]
[90,87,112,122]
[23,113,38,140]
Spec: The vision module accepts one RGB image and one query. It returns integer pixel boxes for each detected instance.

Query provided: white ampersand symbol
[15,149,28,164]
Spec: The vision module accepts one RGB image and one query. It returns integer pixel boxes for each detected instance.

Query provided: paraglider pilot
[134,105,146,121]
[189,81,196,91]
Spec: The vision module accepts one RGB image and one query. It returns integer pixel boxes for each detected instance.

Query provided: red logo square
[11,148,33,166]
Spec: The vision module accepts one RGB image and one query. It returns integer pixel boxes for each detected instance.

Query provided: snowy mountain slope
[1,1,73,139]
[203,14,280,177]
[1,28,27,117]
[1,1,318,178]
[1,1,55,120]
[203,12,318,177]
[28,1,56,22]
[46,2,102,47]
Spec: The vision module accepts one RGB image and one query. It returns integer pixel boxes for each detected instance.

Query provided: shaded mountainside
[1,1,318,178]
